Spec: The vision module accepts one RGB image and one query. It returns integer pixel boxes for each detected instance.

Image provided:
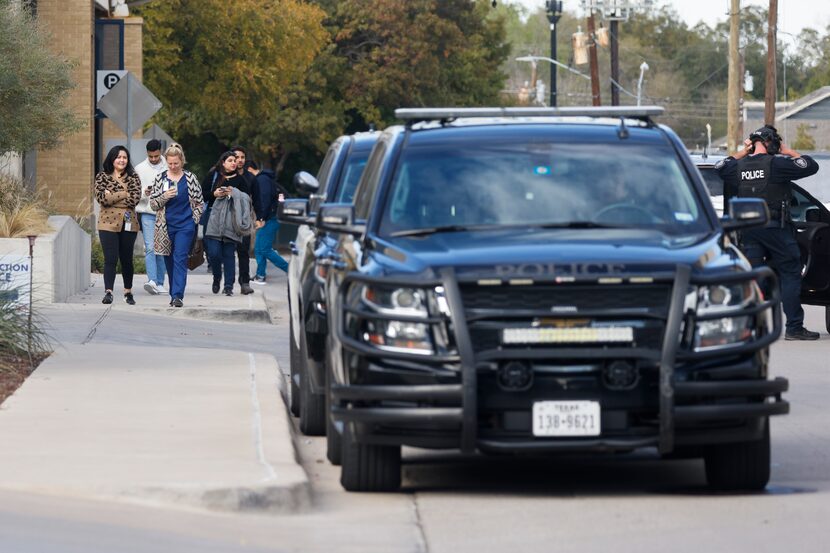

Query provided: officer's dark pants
[740,224,804,332]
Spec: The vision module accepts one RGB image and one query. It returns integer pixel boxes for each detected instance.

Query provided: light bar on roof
[394,106,664,121]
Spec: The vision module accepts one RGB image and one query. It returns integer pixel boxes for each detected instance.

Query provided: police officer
[716,125,820,340]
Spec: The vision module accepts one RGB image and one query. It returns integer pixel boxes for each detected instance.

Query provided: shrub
[0,284,50,368]
[0,175,52,238]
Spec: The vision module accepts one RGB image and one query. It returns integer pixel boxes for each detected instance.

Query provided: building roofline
[776,86,830,120]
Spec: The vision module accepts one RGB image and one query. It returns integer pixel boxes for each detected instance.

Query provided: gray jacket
[205,188,253,243]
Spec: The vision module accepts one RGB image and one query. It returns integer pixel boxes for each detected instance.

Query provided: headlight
[362,319,433,354]
[362,286,429,318]
[694,316,753,350]
[692,282,758,350]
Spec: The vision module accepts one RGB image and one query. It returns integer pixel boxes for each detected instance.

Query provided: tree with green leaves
[318,0,510,126]
[137,0,331,172]
[0,0,83,153]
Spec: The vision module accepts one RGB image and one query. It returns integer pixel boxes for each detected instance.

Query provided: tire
[299,332,325,436]
[340,423,401,492]
[326,371,342,466]
[704,418,771,492]
[825,305,830,334]
[288,321,301,418]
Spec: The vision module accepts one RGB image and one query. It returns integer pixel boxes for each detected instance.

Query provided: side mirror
[806,207,821,223]
[293,171,320,196]
[721,198,769,232]
[316,203,365,236]
[278,199,311,225]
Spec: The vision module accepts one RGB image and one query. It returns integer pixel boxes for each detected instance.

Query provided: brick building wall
[102,17,144,150]
[35,0,95,218]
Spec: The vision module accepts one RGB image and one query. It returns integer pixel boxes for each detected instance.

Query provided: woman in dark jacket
[94,145,141,305]
[202,151,248,295]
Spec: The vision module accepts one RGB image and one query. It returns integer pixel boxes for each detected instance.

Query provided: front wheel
[288,321,301,417]
[299,333,325,436]
[340,424,401,492]
[704,419,770,492]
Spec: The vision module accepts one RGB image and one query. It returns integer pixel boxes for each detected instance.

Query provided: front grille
[460,283,670,355]
[460,283,671,312]
[468,324,664,352]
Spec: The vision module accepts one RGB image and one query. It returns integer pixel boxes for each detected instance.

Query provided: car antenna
[617,117,629,139]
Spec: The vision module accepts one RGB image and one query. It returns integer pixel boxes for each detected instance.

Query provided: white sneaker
[154,282,167,294]
[144,281,159,295]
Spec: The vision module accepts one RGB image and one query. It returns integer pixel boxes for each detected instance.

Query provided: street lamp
[778,30,799,144]
[636,61,649,106]
[546,1,564,107]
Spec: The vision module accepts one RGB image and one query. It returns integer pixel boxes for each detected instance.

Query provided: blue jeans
[206,237,237,289]
[140,213,166,286]
[254,216,289,278]
[163,223,196,300]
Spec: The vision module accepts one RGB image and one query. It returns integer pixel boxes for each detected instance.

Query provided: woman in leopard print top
[94,145,141,305]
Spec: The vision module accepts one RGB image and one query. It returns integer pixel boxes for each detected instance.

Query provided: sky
[505,0,830,38]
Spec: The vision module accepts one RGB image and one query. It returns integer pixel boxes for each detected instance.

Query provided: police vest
[736,155,790,217]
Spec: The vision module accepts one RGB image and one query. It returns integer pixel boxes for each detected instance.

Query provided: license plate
[532,400,601,437]
[502,326,633,344]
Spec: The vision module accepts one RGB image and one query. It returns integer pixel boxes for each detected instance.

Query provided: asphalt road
[0,287,827,553]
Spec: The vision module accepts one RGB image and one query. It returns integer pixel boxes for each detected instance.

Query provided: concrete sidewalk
[0,271,307,512]
[66,272,284,324]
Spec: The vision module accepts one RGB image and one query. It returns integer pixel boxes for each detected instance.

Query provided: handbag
[188,235,205,270]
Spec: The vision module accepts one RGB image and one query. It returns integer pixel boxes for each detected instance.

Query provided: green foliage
[0,285,50,368]
[137,0,331,172]
[91,240,146,275]
[792,124,817,151]
[139,0,510,177]
[320,0,510,126]
[0,0,84,153]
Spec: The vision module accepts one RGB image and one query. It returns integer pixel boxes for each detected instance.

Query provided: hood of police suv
[369,227,739,277]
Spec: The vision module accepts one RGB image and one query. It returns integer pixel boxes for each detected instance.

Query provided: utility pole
[764,0,778,125]
[727,0,741,153]
[587,11,601,106]
[610,19,620,106]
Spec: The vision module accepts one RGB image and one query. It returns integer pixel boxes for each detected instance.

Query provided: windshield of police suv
[379,142,710,237]
[333,153,369,204]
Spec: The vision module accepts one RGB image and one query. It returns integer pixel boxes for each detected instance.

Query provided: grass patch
[0,285,51,405]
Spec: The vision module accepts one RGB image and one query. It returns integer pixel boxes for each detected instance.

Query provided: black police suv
[279,131,378,437]
[693,153,830,333]
[317,107,789,492]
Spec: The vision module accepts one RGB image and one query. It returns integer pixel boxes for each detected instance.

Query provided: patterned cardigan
[148,170,205,256]
[94,171,141,232]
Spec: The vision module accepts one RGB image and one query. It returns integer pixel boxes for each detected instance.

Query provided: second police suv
[311,106,790,492]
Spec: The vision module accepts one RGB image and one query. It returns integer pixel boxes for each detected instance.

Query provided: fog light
[602,360,639,390]
[498,361,533,391]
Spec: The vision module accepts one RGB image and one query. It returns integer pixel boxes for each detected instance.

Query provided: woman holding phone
[202,151,247,295]
[149,143,204,307]
[94,145,142,305]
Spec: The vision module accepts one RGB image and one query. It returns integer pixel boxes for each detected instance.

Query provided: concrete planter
[0,216,91,304]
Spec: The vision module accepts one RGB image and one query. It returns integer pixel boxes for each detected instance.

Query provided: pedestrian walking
[202,151,249,295]
[134,139,168,296]
[716,125,820,340]
[247,160,288,284]
[149,143,204,308]
[94,145,141,305]
[231,145,255,295]
[205,165,254,296]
